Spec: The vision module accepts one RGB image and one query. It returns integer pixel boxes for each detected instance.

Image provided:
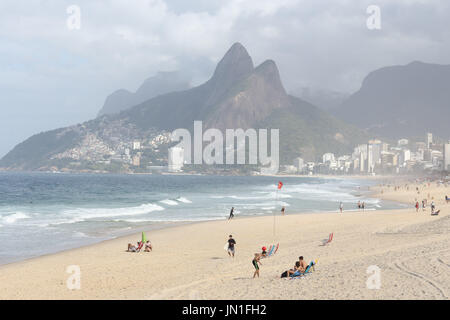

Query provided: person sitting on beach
[286,261,301,277]
[297,256,307,273]
[127,243,137,252]
[144,240,152,252]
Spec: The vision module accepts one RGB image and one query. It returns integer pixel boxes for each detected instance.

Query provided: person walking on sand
[339,202,343,213]
[357,201,361,211]
[281,206,286,215]
[228,207,235,220]
[252,253,262,278]
[362,202,365,211]
[227,235,236,258]
[415,201,419,212]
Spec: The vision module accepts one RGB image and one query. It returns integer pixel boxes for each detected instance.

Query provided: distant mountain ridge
[0,43,366,171]
[335,61,450,139]
[97,71,191,116]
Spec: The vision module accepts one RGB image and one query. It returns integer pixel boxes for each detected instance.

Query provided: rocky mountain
[97,71,190,116]
[0,43,366,172]
[335,61,450,139]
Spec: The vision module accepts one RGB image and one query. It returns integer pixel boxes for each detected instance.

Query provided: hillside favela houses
[32,129,450,176]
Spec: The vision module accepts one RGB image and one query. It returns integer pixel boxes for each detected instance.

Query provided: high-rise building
[444,143,450,171]
[133,141,141,150]
[426,133,433,149]
[367,144,374,173]
[360,152,365,172]
[322,153,335,163]
[168,147,184,172]
[293,157,305,172]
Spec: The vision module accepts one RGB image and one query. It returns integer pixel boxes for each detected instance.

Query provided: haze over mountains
[98,71,191,116]
[1,43,450,172]
[335,61,450,139]
[0,43,365,171]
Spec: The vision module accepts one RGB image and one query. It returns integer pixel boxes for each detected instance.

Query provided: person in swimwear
[252,253,262,278]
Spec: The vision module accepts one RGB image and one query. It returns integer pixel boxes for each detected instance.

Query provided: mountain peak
[254,59,286,95]
[212,43,254,84]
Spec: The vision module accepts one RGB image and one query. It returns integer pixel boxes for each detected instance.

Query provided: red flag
[277,181,283,190]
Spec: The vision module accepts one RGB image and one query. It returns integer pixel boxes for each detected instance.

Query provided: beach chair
[264,243,279,258]
[290,261,316,278]
[136,241,144,252]
[321,233,333,246]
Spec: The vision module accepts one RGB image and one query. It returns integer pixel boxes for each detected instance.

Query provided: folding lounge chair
[322,233,333,246]
[136,241,144,252]
[290,261,316,278]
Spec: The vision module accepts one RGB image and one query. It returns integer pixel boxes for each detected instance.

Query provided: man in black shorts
[227,235,236,257]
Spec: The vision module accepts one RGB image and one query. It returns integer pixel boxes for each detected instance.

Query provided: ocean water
[0,172,406,264]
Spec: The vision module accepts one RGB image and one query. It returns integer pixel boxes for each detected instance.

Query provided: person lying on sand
[127,243,137,252]
[144,240,152,252]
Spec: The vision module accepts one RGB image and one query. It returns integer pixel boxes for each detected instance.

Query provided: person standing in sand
[415,201,419,212]
[252,253,262,278]
[281,206,285,215]
[227,235,236,258]
[339,202,343,213]
[228,207,235,220]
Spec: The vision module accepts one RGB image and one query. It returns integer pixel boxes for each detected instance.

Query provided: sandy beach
[0,181,449,300]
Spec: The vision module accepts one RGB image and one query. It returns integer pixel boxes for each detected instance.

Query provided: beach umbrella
[142,232,147,243]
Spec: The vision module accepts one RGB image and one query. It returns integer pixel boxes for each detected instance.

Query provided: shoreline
[0,177,394,267]
[0,180,448,299]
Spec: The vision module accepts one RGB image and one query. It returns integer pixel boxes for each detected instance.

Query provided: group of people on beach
[338,201,366,213]
[127,240,152,252]
[281,256,308,278]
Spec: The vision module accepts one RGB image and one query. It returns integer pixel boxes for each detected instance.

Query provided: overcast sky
[1,0,449,157]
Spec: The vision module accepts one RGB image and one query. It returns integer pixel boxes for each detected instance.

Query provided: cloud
[0,0,449,157]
